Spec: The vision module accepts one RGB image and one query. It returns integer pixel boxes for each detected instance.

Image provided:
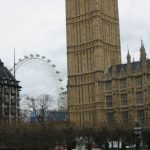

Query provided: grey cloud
[0,0,149,101]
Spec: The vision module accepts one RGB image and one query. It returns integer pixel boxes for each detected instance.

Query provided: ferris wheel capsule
[56,71,60,74]
[36,54,40,57]
[61,87,64,90]
[42,56,46,59]
[52,64,56,67]
[24,56,28,59]
[47,59,51,62]
[59,79,63,81]
[30,54,34,57]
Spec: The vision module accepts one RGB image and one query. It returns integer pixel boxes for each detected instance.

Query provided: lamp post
[134,122,142,150]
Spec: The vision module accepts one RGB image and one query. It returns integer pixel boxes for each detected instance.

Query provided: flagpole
[14,48,16,78]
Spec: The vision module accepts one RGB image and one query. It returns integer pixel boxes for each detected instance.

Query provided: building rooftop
[0,59,21,87]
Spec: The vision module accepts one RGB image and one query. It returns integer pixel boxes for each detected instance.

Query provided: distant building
[30,110,69,123]
[47,110,68,121]
[59,91,67,111]
[0,60,21,123]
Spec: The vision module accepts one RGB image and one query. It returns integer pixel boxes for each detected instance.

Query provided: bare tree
[27,94,53,125]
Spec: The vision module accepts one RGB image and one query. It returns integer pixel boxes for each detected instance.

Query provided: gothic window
[106,96,113,108]
[120,79,126,89]
[136,77,142,87]
[122,111,128,123]
[74,77,76,84]
[81,75,83,83]
[136,92,144,105]
[121,94,128,106]
[137,109,144,124]
[107,112,114,125]
[105,81,112,91]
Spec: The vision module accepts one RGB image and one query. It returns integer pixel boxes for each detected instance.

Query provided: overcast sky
[0,0,149,101]
[119,0,150,62]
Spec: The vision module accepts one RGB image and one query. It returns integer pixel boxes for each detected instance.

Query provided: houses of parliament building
[66,0,150,127]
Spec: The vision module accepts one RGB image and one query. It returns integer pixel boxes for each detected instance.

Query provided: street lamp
[134,122,142,150]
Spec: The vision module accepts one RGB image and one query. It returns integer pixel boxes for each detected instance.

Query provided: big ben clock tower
[66,0,121,126]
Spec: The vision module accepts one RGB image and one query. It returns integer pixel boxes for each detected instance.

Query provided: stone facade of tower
[66,0,121,126]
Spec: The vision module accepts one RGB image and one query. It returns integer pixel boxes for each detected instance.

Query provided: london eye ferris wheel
[10,54,65,110]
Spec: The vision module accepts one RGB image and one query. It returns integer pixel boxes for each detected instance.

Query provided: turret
[126,49,131,74]
[127,50,131,64]
[140,40,146,61]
